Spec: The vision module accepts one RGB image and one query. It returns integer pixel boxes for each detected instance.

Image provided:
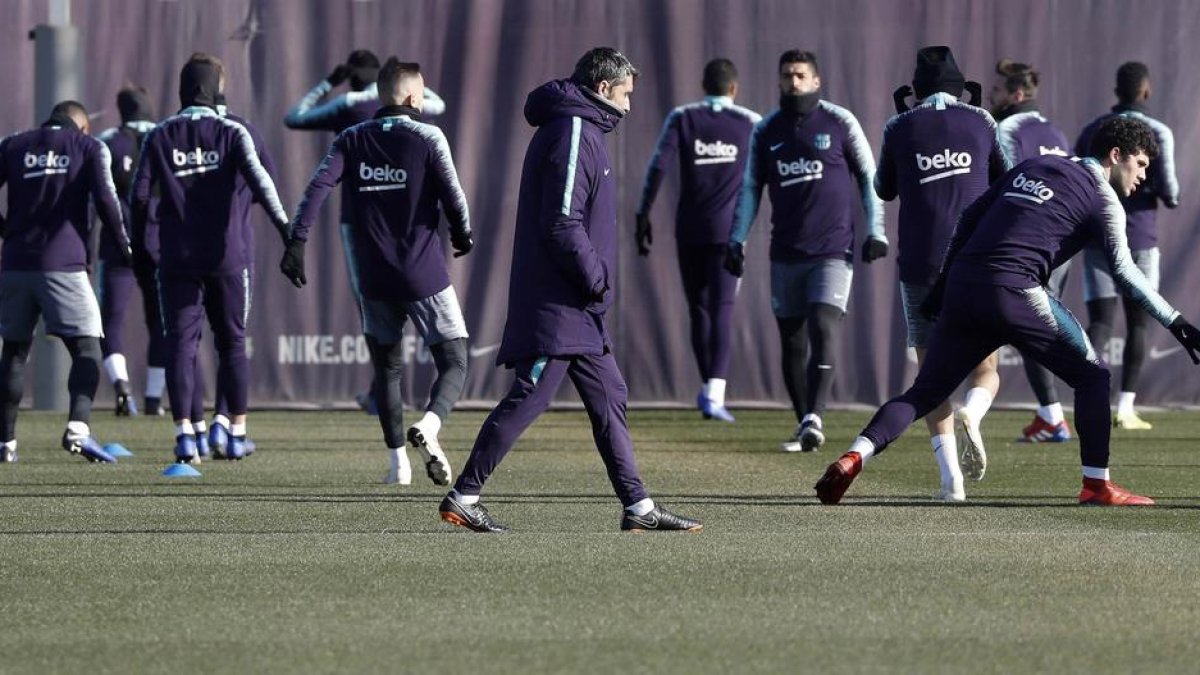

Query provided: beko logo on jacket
[1003,172,1055,205]
[776,158,823,186]
[172,147,221,177]
[694,139,738,165]
[1039,145,1068,157]
[915,150,972,184]
[22,151,70,178]
[358,162,407,192]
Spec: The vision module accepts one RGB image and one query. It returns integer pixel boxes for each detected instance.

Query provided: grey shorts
[362,285,469,345]
[770,258,853,318]
[0,270,102,341]
[899,282,934,348]
[1082,246,1159,301]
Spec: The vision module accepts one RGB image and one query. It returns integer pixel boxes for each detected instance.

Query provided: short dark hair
[377,57,421,102]
[50,100,87,119]
[347,49,380,70]
[571,47,638,91]
[1088,116,1159,160]
[702,58,738,96]
[186,52,226,86]
[1115,61,1149,103]
[995,59,1039,97]
[778,50,819,75]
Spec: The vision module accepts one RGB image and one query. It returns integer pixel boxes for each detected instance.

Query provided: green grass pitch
[2,408,1199,674]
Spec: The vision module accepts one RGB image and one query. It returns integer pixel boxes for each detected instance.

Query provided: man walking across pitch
[131,53,290,463]
[727,49,887,453]
[989,59,1075,443]
[284,59,469,487]
[876,46,1009,499]
[0,100,131,464]
[440,47,701,533]
[635,58,760,422]
[815,117,1200,507]
[1075,62,1180,430]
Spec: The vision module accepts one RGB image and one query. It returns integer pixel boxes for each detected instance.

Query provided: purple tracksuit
[731,99,884,261]
[876,92,1009,286]
[858,156,1179,471]
[0,124,127,273]
[996,101,1070,166]
[638,96,760,380]
[291,106,471,303]
[454,79,648,507]
[131,105,288,420]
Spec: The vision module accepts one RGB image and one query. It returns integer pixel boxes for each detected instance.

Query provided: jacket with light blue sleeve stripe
[284,81,446,133]
[994,102,1070,167]
[946,155,1178,327]
[1074,104,1180,250]
[876,93,1009,285]
[291,108,469,303]
[638,96,760,245]
[130,106,288,276]
[731,99,884,263]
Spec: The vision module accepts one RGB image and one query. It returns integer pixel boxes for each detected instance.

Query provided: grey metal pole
[29,0,80,411]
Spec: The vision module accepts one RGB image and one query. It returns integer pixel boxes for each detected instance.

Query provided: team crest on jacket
[813,134,831,150]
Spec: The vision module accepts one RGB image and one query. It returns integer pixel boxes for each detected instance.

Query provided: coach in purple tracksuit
[284,48,446,415]
[131,53,289,464]
[285,59,470,490]
[876,46,1009,497]
[1075,62,1180,431]
[635,58,760,423]
[439,48,701,533]
[989,59,1075,444]
[0,101,131,464]
[728,49,886,454]
[815,117,1200,508]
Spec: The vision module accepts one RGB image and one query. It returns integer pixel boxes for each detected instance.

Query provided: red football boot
[1078,478,1155,506]
[1019,415,1072,443]
[814,452,863,505]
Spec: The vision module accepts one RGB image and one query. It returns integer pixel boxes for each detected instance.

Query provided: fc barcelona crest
[813,133,832,150]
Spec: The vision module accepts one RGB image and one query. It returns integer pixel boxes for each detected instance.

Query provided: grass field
[2,408,1199,674]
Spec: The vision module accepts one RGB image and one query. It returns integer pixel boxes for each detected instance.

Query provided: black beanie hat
[117,87,155,123]
[912,46,965,99]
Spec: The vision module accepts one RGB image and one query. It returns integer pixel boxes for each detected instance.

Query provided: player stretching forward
[727,50,886,452]
[815,117,1200,507]
[284,59,469,487]
[636,58,760,422]
[877,46,1009,498]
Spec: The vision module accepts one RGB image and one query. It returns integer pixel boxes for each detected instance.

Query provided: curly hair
[1088,116,1159,160]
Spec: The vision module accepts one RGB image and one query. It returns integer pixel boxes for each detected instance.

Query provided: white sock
[193,420,207,435]
[389,447,410,471]
[453,489,480,505]
[1117,391,1137,416]
[145,367,166,398]
[418,410,442,435]
[848,436,876,464]
[931,434,962,485]
[175,421,194,436]
[3,439,15,450]
[801,413,822,429]
[1082,466,1110,480]
[103,354,128,384]
[962,387,994,420]
[625,497,656,516]
[66,421,90,437]
[706,378,727,407]
[1038,403,1065,425]
[213,414,231,430]
[231,423,247,437]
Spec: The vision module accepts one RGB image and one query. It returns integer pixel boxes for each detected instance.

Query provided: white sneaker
[383,460,412,486]
[955,407,987,481]
[780,426,804,453]
[936,479,966,502]
[408,421,452,486]
[799,421,825,452]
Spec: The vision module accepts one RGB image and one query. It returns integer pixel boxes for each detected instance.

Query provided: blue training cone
[162,464,202,478]
[103,443,133,458]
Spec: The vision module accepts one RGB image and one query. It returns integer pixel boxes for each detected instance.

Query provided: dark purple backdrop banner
[2,0,1197,407]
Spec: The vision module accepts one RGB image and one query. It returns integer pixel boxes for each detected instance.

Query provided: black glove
[280,237,307,288]
[723,242,746,278]
[861,237,888,264]
[119,245,133,267]
[326,64,353,87]
[635,213,653,256]
[451,229,474,258]
[892,85,913,114]
[919,277,946,321]
[132,245,155,277]
[1169,317,1200,364]
[965,81,982,107]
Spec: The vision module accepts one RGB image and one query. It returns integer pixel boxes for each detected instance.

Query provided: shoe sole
[956,410,987,481]
[439,510,505,533]
[779,442,804,453]
[624,524,703,533]
[408,427,450,486]
[935,490,967,503]
[800,427,824,452]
